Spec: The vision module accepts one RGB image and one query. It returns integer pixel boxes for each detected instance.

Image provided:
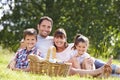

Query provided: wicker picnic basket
[28,46,72,77]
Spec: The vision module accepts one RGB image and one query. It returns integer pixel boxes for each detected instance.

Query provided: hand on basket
[28,54,45,62]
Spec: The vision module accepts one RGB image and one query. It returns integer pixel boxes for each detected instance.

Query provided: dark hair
[23,28,37,40]
[72,34,89,49]
[38,16,53,26]
[53,28,68,48]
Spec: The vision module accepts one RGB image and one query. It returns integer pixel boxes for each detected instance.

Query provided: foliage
[0,0,120,58]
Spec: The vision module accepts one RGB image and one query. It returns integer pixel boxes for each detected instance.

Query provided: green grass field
[0,47,120,80]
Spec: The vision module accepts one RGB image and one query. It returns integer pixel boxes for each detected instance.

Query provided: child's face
[54,37,66,48]
[75,42,88,55]
[24,35,37,50]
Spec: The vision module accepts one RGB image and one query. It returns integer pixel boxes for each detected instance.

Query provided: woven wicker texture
[28,46,71,77]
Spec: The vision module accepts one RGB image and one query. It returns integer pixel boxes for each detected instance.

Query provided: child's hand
[86,57,94,64]
[9,60,16,70]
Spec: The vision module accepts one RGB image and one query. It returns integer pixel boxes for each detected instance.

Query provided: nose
[57,37,61,41]
[78,47,82,50]
[29,40,33,43]
[45,26,48,30]
[44,25,50,31]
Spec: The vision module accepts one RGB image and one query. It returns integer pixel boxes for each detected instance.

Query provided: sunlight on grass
[0,46,120,80]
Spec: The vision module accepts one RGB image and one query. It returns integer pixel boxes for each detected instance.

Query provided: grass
[0,46,120,80]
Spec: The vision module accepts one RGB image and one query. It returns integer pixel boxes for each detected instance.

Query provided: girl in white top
[53,28,112,77]
[69,34,95,70]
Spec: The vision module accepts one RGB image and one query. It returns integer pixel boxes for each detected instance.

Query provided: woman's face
[54,36,66,48]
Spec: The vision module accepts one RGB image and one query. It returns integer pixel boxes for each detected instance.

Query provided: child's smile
[75,42,88,56]
[24,35,37,50]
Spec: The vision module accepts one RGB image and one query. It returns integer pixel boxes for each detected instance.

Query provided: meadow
[0,47,120,80]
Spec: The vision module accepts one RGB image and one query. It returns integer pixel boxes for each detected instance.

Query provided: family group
[7,16,120,78]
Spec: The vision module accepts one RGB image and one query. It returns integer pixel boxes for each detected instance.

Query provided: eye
[83,46,85,48]
[42,25,46,28]
[47,26,51,29]
[32,39,35,41]
[27,39,30,40]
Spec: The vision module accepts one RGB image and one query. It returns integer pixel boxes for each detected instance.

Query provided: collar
[37,35,46,39]
[23,46,36,52]
[37,35,53,40]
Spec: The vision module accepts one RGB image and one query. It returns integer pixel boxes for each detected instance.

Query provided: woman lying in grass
[52,28,112,78]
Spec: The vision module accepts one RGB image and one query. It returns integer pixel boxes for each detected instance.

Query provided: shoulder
[83,52,90,57]
[15,48,26,56]
[84,52,90,55]
[68,43,74,46]
[59,43,74,54]
[16,48,25,53]
[68,43,74,48]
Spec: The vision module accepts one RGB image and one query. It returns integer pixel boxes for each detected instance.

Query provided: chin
[28,46,34,48]
[41,35,48,38]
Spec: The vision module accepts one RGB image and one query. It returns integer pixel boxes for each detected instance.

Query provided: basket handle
[46,46,56,61]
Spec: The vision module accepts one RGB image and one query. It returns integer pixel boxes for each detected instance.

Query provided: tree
[0,0,120,58]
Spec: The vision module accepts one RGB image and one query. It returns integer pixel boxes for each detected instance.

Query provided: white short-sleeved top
[56,43,74,62]
[36,35,53,58]
[76,52,90,64]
